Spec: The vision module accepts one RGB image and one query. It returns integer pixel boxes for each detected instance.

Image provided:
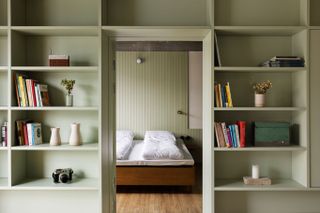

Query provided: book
[237,121,246,147]
[39,84,50,106]
[214,122,221,147]
[218,84,223,107]
[13,75,21,107]
[221,122,230,148]
[225,82,233,107]
[27,123,42,146]
[1,122,7,147]
[235,125,241,147]
[215,122,226,147]
[18,75,28,107]
[214,33,222,67]
[214,84,220,108]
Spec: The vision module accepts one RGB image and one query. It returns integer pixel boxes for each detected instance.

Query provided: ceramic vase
[50,127,61,146]
[66,94,73,107]
[255,93,266,107]
[69,123,81,146]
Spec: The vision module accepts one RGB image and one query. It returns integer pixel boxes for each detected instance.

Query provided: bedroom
[115,41,203,212]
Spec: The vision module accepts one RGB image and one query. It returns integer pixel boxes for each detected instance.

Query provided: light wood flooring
[116,187,202,213]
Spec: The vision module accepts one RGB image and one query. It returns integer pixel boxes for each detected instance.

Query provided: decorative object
[52,168,73,183]
[69,123,81,146]
[252,165,260,179]
[136,57,144,64]
[243,176,272,185]
[61,79,75,107]
[50,127,61,146]
[253,80,272,107]
[49,54,70,66]
[254,122,290,146]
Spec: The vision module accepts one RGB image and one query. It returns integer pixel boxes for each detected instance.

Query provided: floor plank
[116,187,202,213]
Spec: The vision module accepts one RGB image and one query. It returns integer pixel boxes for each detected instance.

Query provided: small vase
[255,93,266,107]
[66,94,73,107]
[69,123,81,146]
[50,128,61,146]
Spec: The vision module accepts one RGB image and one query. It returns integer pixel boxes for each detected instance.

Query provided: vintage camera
[52,168,73,183]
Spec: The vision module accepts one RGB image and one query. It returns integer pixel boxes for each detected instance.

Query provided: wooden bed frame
[116,166,196,186]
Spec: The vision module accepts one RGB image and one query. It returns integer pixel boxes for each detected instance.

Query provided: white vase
[50,128,61,146]
[66,94,73,107]
[255,93,266,107]
[69,123,81,146]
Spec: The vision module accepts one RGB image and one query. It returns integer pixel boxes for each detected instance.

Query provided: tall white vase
[50,127,61,146]
[69,123,81,146]
[255,93,266,107]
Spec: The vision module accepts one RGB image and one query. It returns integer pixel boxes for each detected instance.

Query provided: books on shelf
[214,121,246,148]
[214,82,233,107]
[1,121,7,147]
[16,120,43,146]
[14,74,50,107]
[260,56,305,67]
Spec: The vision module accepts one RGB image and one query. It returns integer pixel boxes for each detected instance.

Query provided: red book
[22,121,29,146]
[237,121,246,147]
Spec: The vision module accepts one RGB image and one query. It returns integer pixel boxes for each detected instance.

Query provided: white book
[27,123,33,146]
[235,125,241,148]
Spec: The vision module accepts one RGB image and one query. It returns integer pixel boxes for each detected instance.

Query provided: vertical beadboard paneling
[116,51,202,161]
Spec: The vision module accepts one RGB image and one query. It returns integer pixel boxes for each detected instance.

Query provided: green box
[254,122,290,146]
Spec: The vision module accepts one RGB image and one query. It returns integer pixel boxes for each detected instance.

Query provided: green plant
[61,79,75,95]
[253,80,272,94]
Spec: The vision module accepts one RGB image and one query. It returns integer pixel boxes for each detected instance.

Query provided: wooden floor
[116,187,202,213]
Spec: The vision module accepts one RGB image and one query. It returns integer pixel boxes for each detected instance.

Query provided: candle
[252,165,260,179]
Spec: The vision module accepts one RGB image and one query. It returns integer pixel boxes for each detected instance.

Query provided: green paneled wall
[116,51,202,161]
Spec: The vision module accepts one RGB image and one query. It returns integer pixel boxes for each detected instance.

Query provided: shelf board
[12,178,98,191]
[214,26,306,36]
[0,106,8,110]
[214,67,306,73]
[102,26,211,39]
[12,66,98,73]
[11,106,99,111]
[215,179,306,191]
[214,146,306,152]
[11,26,99,36]
[0,27,8,36]
[0,66,8,71]
[0,146,8,151]
[11,143,98,151]
[214,107,306,111]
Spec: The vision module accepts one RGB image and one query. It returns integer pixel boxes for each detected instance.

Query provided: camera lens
[59,174,69,183]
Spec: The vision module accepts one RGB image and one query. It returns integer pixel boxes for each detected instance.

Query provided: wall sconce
[136,57,144,64]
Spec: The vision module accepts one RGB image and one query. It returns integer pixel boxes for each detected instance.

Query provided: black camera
[52,168,73,183]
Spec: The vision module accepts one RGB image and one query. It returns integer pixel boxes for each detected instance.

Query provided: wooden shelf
[214,67,306,73]
[11,143,98,151]
[214,107,306,111]
[214,179,306,191]
[12,66,98,73]
[0,66,7,71]
[214,146,306,152]
[11,107,99,111]
[214,26,306,36]
[12,178,98,191]
[0,106,8,110]
[11,26,99,36]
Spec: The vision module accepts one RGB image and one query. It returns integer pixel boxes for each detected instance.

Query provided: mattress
[117,139,195,166]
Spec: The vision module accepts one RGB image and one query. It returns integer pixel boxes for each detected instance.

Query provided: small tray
[243,176,272,185]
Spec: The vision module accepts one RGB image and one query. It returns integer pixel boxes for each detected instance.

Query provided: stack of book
[1,121,7,147]
[16,120,43,146]
[260,56,305,67]
[214,82,233,107]
[14,74,50,107]
[214,121,246,148]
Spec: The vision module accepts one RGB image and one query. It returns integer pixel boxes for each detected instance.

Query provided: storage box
[49,55,70,66]
[254,122,290,146]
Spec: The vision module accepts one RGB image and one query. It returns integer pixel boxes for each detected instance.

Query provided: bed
[116,139,196,186]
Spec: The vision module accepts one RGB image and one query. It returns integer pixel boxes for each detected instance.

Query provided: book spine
[23,122,29,146]
[221,86,226,107]
[26,80,33,107]
[231,125,237,147]
[237,121,246,148]
[235,124,241,148]
[221,123,230,148]
[226,128,232,148]
[218,84,223,108]
[16,121,23,146]
[13,74,21,107]
[216,123,226,147]
[1,123,7,147]
[214,85,219,107]
[225,82,233,107]
[229,126,234,147]
[27,124,33,146]
[214,122,221,147]
[31,80,37,107]
[36,84,42,107]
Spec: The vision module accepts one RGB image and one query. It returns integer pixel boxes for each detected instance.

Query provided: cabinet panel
[310,30,320,187]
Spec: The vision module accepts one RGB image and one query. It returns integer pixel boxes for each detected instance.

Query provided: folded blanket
[142,131,183,160]
[116,130,134,160]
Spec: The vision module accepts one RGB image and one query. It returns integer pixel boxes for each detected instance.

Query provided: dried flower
[253,80,272,94]
[61,79,75,95]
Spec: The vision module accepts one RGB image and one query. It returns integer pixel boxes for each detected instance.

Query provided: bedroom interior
[115,41,203,212]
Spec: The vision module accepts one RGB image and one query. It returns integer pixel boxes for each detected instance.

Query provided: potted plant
[61,79,75,107]
[253,80,272,107]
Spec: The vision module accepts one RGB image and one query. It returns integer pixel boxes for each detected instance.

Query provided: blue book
[229,126,235,147]
[231,125,238,147]
[221,86,226,107]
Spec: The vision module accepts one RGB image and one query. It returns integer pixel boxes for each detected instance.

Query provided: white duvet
[116,130,134,160]
[142,131,184,160]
